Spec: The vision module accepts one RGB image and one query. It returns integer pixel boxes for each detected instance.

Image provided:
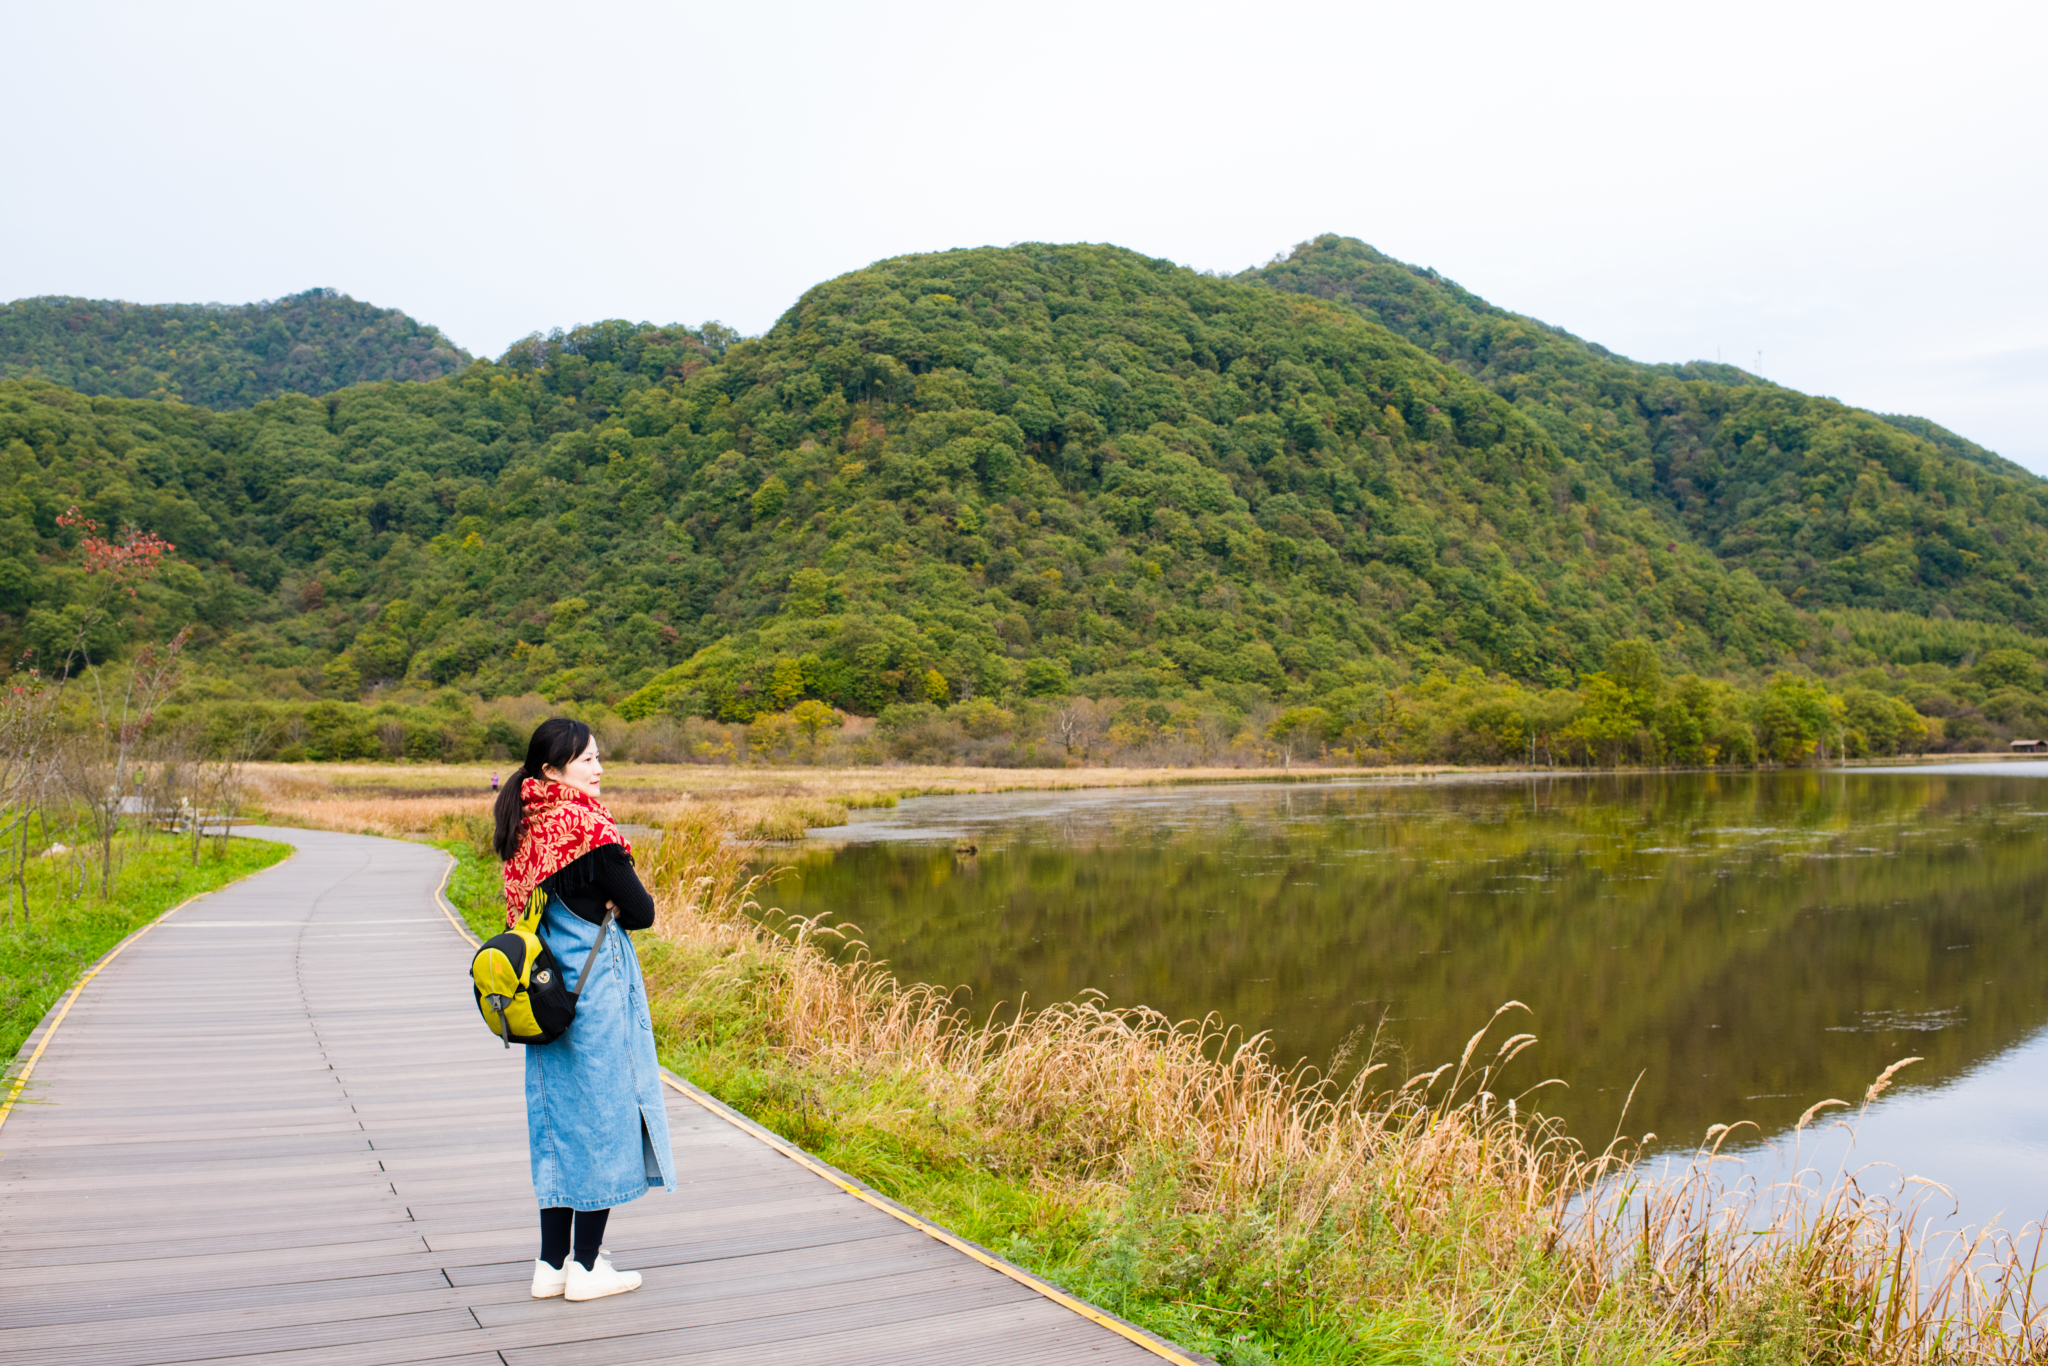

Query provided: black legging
[539,1206,610,1271]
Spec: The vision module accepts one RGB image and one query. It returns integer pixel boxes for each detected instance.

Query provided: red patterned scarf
[502,777,631,928]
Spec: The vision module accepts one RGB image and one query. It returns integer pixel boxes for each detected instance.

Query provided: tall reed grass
[634,804,2047,1364]
[242,765,872,843]
[243,760,1467,848]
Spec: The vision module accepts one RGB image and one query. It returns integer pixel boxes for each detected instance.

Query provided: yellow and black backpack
[470,888,616,1047]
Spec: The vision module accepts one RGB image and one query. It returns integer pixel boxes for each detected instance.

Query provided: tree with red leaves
[16,509,194,900]
[55,506,174,597]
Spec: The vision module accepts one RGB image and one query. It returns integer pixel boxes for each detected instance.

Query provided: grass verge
[438,811,2045,1365]
[0,831,293,1064]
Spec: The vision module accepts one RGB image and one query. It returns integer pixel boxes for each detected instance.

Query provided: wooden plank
[418,1199,879,1255]
[493,1280,1044,1364]
[24,1059,323,1077]
[0,1138,376,1173]
[484,1263,1011,1348]
[819,1300,1182,1366]
[540,1295,1160,1366]
[0,1208,417,1262]
[0,1138,374,1171]
[0,1212,422,1262]
[0,1307,481,1366]
[437,1216,914,1284]
[0,1267,463,1330]
[164,1350,501,1366]
[388,1164,791,1204]
[11,1121,371,1149]
[16,1064,334,1081]
[10,1096,353,1120]
[409,1181,867,1244]
[502,1255,932,1328]
[0,1272,464,1334]
[0,1156,385,1193]
[0,1238,448,1291]
[401,1183,872,1236]
[474,1241,965,1331]
[0,1190,413,1241]
[380,1146,770,1187]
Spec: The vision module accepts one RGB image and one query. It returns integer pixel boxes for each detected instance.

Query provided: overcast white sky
[5,0,2043,467]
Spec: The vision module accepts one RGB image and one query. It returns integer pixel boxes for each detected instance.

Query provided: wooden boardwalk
[0,828,1200,1365]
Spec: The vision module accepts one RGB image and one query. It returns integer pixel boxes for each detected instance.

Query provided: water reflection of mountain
[768,773,2048,1153]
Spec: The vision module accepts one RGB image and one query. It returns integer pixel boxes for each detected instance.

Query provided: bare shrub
[63,627,190,897]
[194,712,277,860]
[1050,697,1108,761]
[0,668,63,926]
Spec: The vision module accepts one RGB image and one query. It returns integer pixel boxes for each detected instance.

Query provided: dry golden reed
[244,764,701,838]
[241,759,1465,844]
[636,803,2048,1364]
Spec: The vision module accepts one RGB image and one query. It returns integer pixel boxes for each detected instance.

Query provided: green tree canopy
[0,289,470,408]
[0,242,2037,728]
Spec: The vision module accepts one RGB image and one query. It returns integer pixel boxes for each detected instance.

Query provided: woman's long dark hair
[491,718,594,860]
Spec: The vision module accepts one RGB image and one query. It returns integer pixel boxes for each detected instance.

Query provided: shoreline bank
[432,820,2046,1365]
[249,753,2048,846]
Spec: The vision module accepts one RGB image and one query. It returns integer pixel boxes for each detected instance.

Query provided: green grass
[656,1031,1525,1366]
[0,830,293,1065]
[439,831,505,944]
[673,1047,1344,1365]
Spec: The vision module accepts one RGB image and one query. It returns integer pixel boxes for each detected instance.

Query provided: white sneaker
[565,1253,642,1301]
[530,1259,568,1298]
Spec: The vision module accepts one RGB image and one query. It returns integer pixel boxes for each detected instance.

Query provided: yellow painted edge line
[432,853,477,946]
[658,1070,1206,1365]
[0,842,300,1137]
[430,854,1202,1365]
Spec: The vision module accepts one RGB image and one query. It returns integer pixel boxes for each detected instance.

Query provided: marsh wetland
[773,766,2048,1224]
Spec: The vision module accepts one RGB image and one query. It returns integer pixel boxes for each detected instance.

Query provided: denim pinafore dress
[524,896,677,1210]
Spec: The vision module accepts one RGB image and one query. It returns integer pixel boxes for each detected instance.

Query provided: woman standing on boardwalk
[492,717,675,1301]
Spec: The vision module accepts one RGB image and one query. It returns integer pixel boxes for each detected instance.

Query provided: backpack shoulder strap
[515,885,548,935]
[572,906,618,999]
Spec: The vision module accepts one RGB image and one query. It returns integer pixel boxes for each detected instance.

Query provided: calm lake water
[766,767,2048,1227]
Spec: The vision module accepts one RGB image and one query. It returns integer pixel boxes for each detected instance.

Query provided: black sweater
[541,844,655,930]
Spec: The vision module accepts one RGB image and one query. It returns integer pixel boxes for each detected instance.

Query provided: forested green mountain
[0,289,470,409]
[0,242,2041,756]
[1246,236,2047,621]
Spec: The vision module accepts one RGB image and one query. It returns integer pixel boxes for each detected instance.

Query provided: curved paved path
[0,827,1192,1366]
